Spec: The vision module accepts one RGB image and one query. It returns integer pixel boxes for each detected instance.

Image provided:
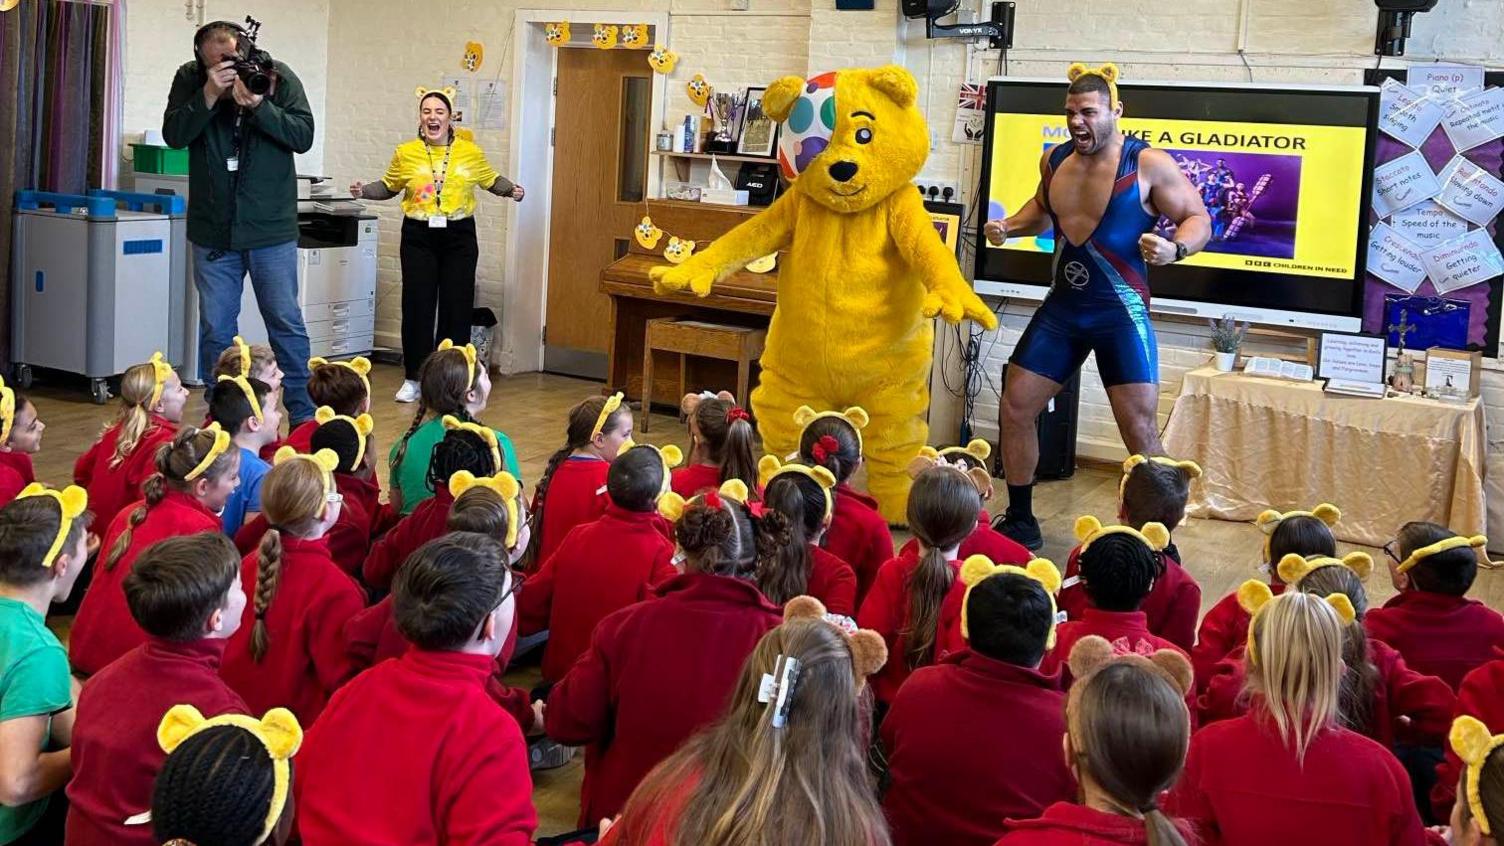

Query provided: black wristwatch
[1173,240,1189,261]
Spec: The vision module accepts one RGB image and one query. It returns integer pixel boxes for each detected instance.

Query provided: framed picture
[1420,347,1482,399]
[736,86,778,157]
[924,200,964,257]
[1316,332,1387,384]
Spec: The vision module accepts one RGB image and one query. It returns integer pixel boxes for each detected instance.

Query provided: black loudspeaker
[994,369,1079,481]
[735,163,780,207]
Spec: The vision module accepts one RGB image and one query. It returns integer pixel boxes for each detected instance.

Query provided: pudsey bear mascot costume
[651,66,997,522]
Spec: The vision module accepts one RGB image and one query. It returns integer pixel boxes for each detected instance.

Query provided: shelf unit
[652,150,782,207]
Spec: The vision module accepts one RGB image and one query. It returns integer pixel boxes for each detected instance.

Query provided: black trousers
[400,215,480,379]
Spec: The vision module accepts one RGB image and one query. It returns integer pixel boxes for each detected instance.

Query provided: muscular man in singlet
[982,65,1210,549]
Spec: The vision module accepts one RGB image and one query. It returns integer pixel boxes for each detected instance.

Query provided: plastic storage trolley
[11,190,187,403]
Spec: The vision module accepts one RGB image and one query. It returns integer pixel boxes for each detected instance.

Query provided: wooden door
[545,47,653,377]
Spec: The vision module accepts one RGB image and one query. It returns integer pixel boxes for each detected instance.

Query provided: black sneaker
[528,737,575,771]
[993,509,1044,551]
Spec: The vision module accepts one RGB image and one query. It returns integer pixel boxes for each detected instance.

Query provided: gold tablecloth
[1161,366,1487,549]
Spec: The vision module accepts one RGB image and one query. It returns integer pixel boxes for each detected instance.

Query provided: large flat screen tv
[973,78,1380,332]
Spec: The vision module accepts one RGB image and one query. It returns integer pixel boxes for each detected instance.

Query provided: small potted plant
[1209,315,1247,372]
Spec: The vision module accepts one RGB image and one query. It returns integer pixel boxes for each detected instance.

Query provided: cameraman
[162,20,315,423]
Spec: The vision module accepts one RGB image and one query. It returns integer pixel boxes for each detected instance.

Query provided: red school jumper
[534,456,611,572]
[1039,609,1187,682]
[546,573,782,826]
[808,544,858,617]
[1166,711,1428,846]
[996,802,1194,846]
[1197,638,1454,745]
[669,462,723,498]
[344,595,534,731]
[221,535,364,726]
[1192,581,1285,693]
[518,504,678,682]
[826,484,895,607]
[73,415,178,538]
[857,554,969,704]
[1057,542,1201,652]
[64,638,247,846]
[897,509,1033,568]
[67,490,221,676]
[882,650,1074,846]
[1364,589,1504,690]
[295,650,537,846]
[1433,654,1504,819]
[363,485,454,591]
[237,472,376,580]
[0,451,36,508]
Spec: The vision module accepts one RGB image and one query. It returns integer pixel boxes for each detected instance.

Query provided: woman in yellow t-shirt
[350,87,524,402]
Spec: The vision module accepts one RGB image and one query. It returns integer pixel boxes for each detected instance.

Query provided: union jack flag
[958,84,986,112]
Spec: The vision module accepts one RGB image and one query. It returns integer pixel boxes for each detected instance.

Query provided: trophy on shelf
[706,92,745,153]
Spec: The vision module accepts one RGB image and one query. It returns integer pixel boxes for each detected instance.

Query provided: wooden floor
[26,363,1504,836]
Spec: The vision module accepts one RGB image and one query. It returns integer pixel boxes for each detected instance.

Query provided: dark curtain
[0,0,114,368]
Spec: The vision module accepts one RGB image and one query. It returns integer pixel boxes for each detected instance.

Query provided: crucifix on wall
[1388,309,1417,354]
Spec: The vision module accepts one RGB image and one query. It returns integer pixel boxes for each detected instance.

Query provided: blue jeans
[191,241,314,421]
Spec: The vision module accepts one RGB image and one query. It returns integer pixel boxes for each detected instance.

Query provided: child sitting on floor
[1445,715,1504,846]
[296,534,537,845]
[897,441,1031,566]
[755,455,857,615]
[882,555,1074,846]
[521,443,678,684]
[207,374,282,537]
[601,598,888,846]
[529,392,634,570]
[65,533,248,846]
[1057,455,1202,651]
[221,449,363,726]
[212,337,286,460]
[1368,523,1504,690]
[74,352,190,538]
[69,425,240,676]
[389,340,520,515]
[281,356,372,455]
[797,406,893,606]
[0,376,44,508]
[365,419,502,591]
[1193,503,1340,686]
[671,391,759,497]
[859,463,982,705]
[0,486,90,845]
[546,483,781,827]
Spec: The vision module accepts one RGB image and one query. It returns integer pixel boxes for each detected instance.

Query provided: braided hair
[250,458,330,662]
[424,429,500,495]
[104,427,239,572]
[152,725,281,846]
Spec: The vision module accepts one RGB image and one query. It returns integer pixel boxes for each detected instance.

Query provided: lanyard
[424,141,453,213]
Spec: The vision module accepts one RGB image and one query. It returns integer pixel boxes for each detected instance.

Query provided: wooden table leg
[641,341,655,433]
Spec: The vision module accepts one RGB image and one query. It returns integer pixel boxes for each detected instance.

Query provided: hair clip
[757,653,801,728]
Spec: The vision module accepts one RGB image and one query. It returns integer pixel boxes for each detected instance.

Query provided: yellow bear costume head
[764,66,927,214]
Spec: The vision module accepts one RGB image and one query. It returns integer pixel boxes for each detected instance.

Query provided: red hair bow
[704,490,722,509]
[811,435,840,464]
[725,407,751,425]
[746,501,766,518]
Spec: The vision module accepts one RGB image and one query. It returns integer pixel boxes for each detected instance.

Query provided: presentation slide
[986,114,1369,280]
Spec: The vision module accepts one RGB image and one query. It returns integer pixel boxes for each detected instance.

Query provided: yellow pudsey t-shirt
[382,137,501,221]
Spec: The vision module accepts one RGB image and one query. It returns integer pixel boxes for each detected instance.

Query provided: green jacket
[161,59,314,250]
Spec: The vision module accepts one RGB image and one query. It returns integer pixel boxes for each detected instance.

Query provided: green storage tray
[131,144,189,175]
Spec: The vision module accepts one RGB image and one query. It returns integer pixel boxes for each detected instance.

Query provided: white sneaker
[394,380,420,403]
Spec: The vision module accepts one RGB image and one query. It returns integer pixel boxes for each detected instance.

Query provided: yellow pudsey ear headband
[441,415,502,474]
[794,405,869,457]
[757,454,836,521]
[592,392,626,440]
[449,470,523,549]
[938,439,992,464]
[1066,61,1120,109]
[617,438,682,496]
[436,338,479,388]
[658,479,749,523]
[1073,515,1170,553]
[216,373,264,422]
[16,483,88,568]
[415,85,459,106]
[231,335,252,378]
[1118,454,1202,499]
[308,355,373,400]
[313,406,375,470]
[1453,715,1504,835]
[1276,552,1374,585]
[274,446,340,510]
[146,351,173,410]
[0,374,14,445]
[959,554,1062,647]
[157,705,302,845]
[1398,534,1491,574]
[184,423,233,481]
[1255,503,1340,559]
[1237,579,1356,664]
